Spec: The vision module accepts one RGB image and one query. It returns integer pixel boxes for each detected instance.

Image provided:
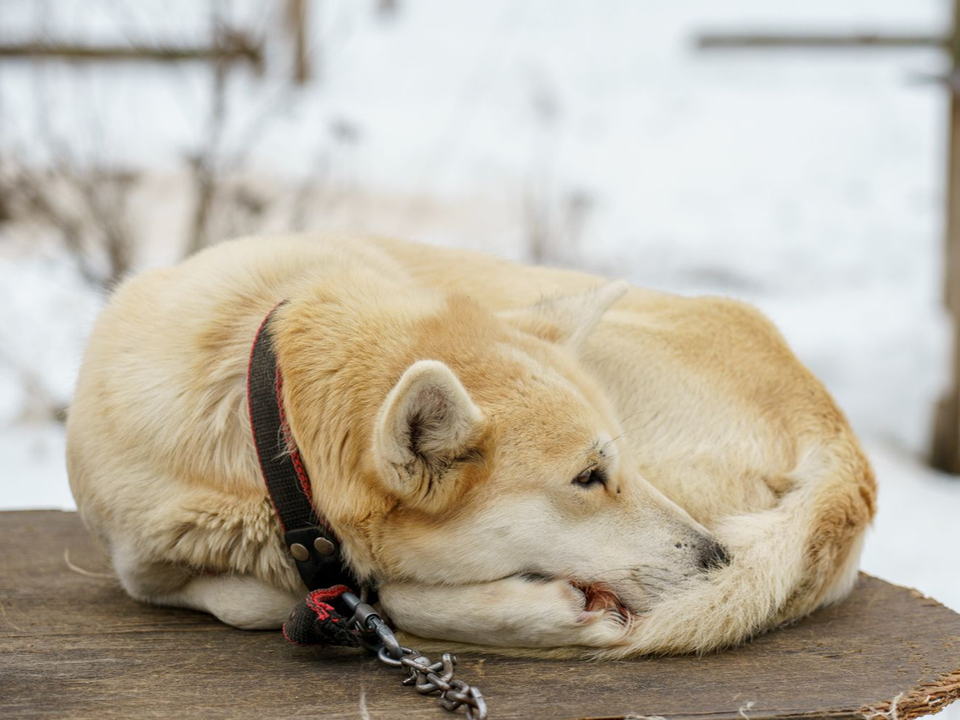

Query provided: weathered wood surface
[1,511,958,719]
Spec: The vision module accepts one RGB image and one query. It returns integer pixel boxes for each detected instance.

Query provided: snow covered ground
[1,1,959,699]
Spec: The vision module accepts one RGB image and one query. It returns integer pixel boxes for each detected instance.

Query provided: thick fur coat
[67,235,875,657]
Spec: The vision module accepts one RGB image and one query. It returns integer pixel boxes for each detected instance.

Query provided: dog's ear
[501,280,628,349]
[373,360,484,510]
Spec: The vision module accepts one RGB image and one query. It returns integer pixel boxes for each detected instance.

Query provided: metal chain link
[376,645,488,719]
[342,591,488,719]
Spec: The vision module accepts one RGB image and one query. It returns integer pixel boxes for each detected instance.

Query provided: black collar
[246,303,359,592]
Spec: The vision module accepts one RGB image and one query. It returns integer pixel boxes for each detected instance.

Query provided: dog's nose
[698,538,731,571]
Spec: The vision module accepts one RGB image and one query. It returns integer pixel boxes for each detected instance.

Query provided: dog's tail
[606,430,876,658]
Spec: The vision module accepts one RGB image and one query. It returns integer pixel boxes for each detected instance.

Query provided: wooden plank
[1,510,958,719]
[695,32,944,50]
[0,42,263,69]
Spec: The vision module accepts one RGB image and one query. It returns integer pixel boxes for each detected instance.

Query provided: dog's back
[67,236,416,559]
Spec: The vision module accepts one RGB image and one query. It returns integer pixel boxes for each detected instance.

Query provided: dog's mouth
[518,572,636,622]
[570,580,632,621]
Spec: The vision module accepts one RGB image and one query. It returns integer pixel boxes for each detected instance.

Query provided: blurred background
[1,0,958,627]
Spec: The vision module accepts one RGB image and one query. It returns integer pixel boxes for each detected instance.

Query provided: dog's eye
[572,468,605,488]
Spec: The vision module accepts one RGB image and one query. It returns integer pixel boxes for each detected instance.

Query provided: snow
[1,2,959,703]
[0,423,75,509]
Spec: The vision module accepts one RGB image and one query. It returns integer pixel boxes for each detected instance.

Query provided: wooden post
[287,0,311,85]
[931,0,960,473]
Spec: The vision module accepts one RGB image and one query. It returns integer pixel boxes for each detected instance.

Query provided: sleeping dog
[67,235,874,656]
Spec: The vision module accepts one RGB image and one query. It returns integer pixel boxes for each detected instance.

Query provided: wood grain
[1,511,958,719]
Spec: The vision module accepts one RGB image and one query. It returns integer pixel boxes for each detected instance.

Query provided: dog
[67,234,875,657]
[367,236,877,656]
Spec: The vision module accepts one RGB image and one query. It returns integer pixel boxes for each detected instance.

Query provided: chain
[376,645,488,719]
[342,591,488,719]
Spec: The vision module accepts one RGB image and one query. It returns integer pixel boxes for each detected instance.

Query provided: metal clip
[341,590,403,659]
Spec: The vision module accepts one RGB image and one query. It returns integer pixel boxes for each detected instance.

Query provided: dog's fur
[67,234,875,657]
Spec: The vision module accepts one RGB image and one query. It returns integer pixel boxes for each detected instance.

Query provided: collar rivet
[314,537,336,556]
[289,543,310,562]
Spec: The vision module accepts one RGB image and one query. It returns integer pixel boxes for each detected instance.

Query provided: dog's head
[356,281,726,619]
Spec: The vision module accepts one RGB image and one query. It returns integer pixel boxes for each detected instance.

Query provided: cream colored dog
[67,234,875,658]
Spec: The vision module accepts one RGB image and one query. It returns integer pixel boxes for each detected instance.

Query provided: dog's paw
[508,576,629,647]
[378,576,628,648]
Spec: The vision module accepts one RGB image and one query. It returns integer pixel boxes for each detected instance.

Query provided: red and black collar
[246,303,359,592]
